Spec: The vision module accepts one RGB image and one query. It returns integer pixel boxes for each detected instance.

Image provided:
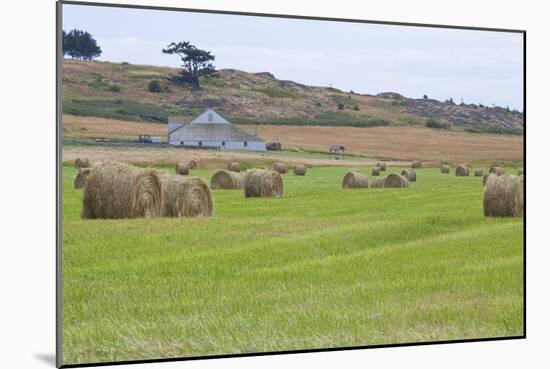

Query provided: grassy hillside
[62,60,523,133]
[62,165,523,364]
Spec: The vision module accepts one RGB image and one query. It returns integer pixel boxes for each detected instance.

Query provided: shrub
[337,103,345,110]
[148,80,163,93]
[426,118,450,129]
[352,105,359,111]
[109,84,121,92]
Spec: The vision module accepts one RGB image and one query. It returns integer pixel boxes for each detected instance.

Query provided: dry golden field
[63,114,523,164]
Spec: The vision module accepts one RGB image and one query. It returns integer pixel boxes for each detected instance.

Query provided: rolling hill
[62,60,523,134]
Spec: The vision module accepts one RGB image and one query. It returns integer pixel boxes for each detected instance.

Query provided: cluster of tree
[162,41,216,89]
[62,29,102,60]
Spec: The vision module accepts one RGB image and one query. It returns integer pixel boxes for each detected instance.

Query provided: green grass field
[61,165,524,365]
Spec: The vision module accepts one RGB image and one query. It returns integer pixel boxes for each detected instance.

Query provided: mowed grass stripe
[61,165,523,364]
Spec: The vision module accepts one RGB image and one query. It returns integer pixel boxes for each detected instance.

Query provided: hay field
[62,114,523,163]
[62,164,524,365]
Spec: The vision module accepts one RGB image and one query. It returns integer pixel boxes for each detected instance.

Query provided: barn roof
[169,109,264,142]
[190,109,230,124]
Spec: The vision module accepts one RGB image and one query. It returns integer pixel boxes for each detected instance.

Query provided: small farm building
[168,109,266,151]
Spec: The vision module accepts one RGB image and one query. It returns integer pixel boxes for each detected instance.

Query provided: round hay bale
[455,164,469,176]
[293,165,307,176]
[441,164,450,174]
[372,167,381,176]
[228,162,240,172]
[274,162,289,174]
[210,170,243,189]
[371,177,385,188]
[342,171,369,188]
[489,166,506,176]
[401,169,416,182]
[376,162,387,171]
[474,168,484,177]
[385,173,409,188]
[412,161,422,169]
[74,158,90,169]
[518,167,524,176]
[161,175,213,217]
[244,169,284,198]
[82,161,162,219]
[74,167,91,189]
[483,174,523,217]
[175,162,189,175]
[513,175,524,217]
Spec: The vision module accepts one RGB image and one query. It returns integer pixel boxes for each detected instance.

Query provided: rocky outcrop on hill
[405,98,523,130]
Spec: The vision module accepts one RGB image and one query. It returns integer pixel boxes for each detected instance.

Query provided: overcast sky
[62,4,524,110]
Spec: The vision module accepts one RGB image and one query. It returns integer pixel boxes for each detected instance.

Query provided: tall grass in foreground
[61,166,523,365]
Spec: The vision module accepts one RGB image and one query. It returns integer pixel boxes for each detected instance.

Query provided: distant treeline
[233,111,390,128]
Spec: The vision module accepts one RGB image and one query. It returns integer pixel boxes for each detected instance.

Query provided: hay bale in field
[161,175,213,217]
[293,165,307,176]
[372,167,380,176]
[513,175,524,216]
[210,170,243,189]
[412,161,422,169]
[82,161,162,219]
[371,177,385,188]
[244,169,284,198]
[227,162,240,172]
[401,169,416,182]
[474,168,485,177]
[483,174,523,217]
[74,167,91,189]
[274,162,289,174]
[518,167,524,176]
[441,164,450,174]
[342,171,369,188]
[74,158,90,169]
[455,164,469,176]
[489,166,506,176]
[483,166,506,185]
[188,159,198,170]
[385,173,409,188]
[376,162,387,171]
[175,162,189,175]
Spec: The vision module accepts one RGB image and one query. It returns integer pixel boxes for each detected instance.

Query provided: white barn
[168,109,266,151]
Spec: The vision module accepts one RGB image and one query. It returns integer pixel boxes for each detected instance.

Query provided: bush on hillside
[426,118,450,129]
[109,84,121,92]
[148,80,163,93]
